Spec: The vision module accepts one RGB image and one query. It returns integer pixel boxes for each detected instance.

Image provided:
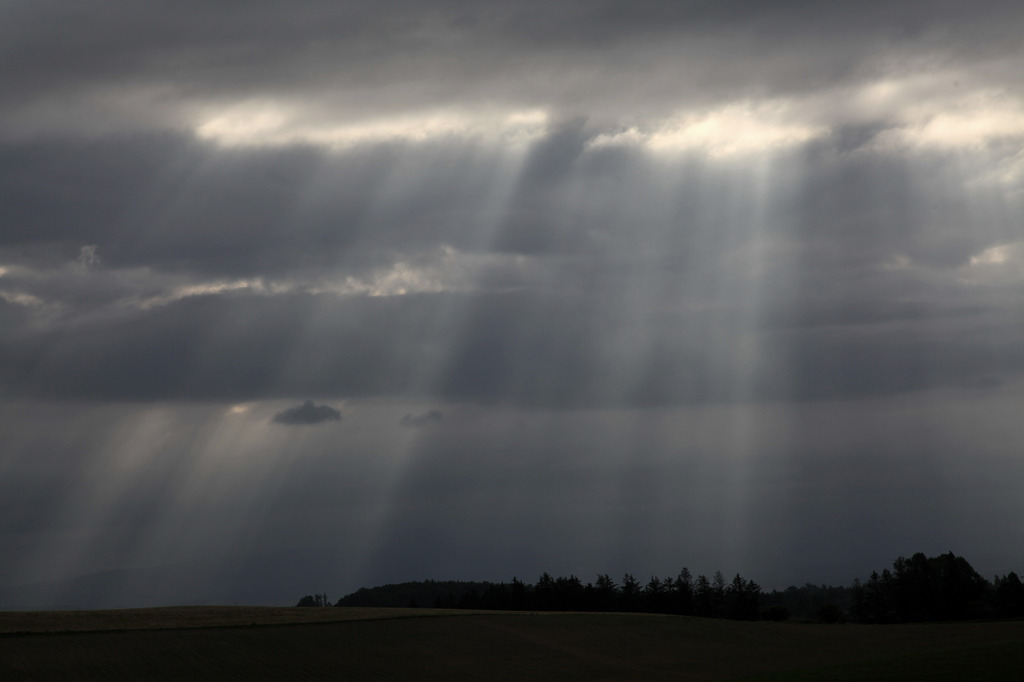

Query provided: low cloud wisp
[272,400,342,426]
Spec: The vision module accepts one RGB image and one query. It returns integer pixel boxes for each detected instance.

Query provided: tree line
[755,552,1023,623]
[848,552,1024,622]
[302,551,1024,623]
[295,593,331,608]
[313,569,762,620]
[431,570,762,620]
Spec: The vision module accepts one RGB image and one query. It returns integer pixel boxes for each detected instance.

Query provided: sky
[2,0,1023,608]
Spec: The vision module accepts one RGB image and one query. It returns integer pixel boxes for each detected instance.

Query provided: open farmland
[1,607,1022,680]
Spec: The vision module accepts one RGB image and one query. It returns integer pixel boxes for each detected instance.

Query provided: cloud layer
[2,0,1024,605]
[272,400,342,426]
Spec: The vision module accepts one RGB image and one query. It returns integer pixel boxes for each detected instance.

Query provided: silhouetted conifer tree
[673,568,695,615]
[644,575,667,613]
[726,574,761,620]
[535,573,556,610]
[694,574,713,617]
[509,576,528,610]
[711,571,728,618]
[994,572,1024,618]
[594,573,617,612]
[483,582,510,610]
[620,573,641,611]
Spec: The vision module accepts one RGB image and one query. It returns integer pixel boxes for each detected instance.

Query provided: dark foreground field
[1,607,1023,680]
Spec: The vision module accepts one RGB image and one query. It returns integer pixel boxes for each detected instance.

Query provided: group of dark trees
[431,570,763,620]
[760,583,852,623]
[332,580,492,610]
[849,552,1024,623]
[762,552,1024,623]
[326,570,762,620]
[295,593,330,608]
[308,552,1024,624]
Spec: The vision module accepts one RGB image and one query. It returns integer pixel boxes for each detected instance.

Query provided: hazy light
[313,262,449,298]
[880,255,912,272]
[971,244,1013,266]
[588,101,828,158]
[961,241,1024,285]
[0,290,46,307]
[125,278,274,310]
[76,245,101,269]
[195,102,550,150]
[878,104,1024,151]
[0,264,66,311]
[579,75,1024,163]
[104,247,532,312]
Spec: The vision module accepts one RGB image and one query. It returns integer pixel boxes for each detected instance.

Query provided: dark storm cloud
[0,293,427,402]
[0,135,353,276]
[3,391,1023,604]
[272,400,341,426]
[0,104,1021,407]
[792,138,1019,273]
[324,393,1024,589]
[3,0,1024,146]
[0,131,566,277]
[3,0,1024,609]
[1,116,1013,289]
[1,282,1020,406]
[401,410,443,428]
[2,0,1024,619]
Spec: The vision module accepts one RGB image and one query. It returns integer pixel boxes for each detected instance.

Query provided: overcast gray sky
[2,0,1023,607]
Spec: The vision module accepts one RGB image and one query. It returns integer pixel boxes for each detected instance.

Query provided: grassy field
[1,607,1022,680]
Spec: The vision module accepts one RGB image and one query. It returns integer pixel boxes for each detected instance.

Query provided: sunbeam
[3,1,1024,609]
